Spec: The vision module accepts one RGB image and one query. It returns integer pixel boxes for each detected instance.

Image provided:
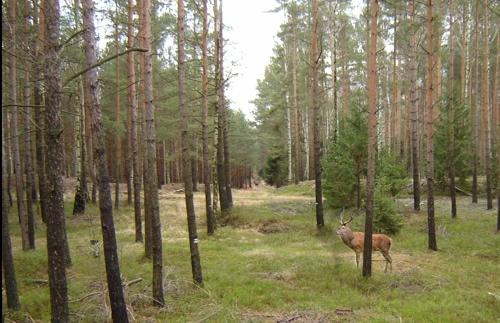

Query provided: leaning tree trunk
[426,0,438,251]
[309,0,324,228]
[409,0,420,211]
[81,0,129,320]
[142,0,164,305]
[2,130,20,310]
[44,0,70,318]
[201,0,215,235]
[128,0,142,242]
[8,0,30,251]
[363,0,378,278]
[178,0,203,286]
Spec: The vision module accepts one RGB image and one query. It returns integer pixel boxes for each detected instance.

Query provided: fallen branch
[455,186,471,196]
[277,313,304,323]
[30,279,49,285]
[124,277,143,287]
[173,188,184,193]
[335,308,353,316]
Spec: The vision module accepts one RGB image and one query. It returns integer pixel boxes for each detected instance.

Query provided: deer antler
[344,216,353,225]
[339,207,345,225]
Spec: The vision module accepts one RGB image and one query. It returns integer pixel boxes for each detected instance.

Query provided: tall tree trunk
[201,0,214,235]
[291,7,301,183]
[114,0,121,210]
[34,0,48,222]
[3,111,13,207]
[391,8,398,154]
[219,0,233,207]
[73,81,87,215]
[2,131,20,310]
[139,0,152,258]
[309,0,324,228]
[494,32,500,231]
[178,0,203,286]
[459,3,467,104]
[142,0,164,305]
[44,0,70,317]
[409,0,420,211]
[447,0,457,218]
[363,0,378,277]
[426,0,438,251]
[214,0,229,212]
[128,0,142,242]
[8,0,30,250]
[81,0,129,320]
[23,0,36,248]
[481,0,492,210]
[471,2,479,203]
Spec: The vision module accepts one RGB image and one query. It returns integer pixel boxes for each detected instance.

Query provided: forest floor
[3,180,500,322]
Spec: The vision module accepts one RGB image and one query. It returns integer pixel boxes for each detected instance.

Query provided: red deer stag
[336,211,393,273]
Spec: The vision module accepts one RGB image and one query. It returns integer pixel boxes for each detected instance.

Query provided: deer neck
[340,228,355,248]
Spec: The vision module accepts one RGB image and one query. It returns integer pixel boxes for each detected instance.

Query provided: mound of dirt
[258,219,291,234]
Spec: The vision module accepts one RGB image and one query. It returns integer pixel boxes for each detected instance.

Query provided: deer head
[336,208,353,236]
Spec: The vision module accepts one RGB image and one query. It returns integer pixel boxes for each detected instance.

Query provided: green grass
[275,181,315,197]
[3,190,499,322]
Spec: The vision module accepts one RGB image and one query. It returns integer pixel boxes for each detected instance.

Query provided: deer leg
[381,251,392,273]
[355,252,360,268]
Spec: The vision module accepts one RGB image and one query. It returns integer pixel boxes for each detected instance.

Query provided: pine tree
[81,0,129,319]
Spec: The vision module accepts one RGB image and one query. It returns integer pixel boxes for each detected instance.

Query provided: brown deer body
[336,215,393,272]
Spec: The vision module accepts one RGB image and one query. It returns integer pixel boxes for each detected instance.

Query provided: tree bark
[3,110,13,207]
[128,0,143,242]
[114,0,121,210]
[447,0,457,218]
[2,131,20,310]
[34,0,47,223]
[309,0,324,228]
[73,81,87,215]
[23,0,36,249]
[220,0,233,208]
[426,0,438,251]
[44,0,70,317]
[214,0,229,212]
[178,0,203,286]
[201,0,215,235]
[81,0,129,320]
[481,0,492,210]
[391,8,398,155]
[8,0,30,251]
[291,8,301,183]
[363,0,378,277]
[409,0,420,211]
[142,0,164,305]
[471,2,479,203]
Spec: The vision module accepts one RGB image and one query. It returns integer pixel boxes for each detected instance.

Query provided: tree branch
[62,48,148,88]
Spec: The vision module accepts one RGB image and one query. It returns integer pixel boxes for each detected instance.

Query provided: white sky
[223,0,284,121]
[224,0,364,121]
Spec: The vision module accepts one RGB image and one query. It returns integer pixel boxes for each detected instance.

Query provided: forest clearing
[2,0,499,321]
[3,181,499,322]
